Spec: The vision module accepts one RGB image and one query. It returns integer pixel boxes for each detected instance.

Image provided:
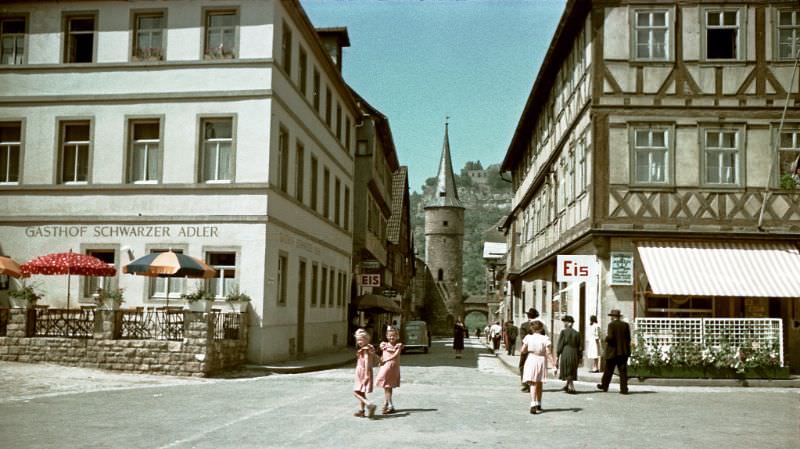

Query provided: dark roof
[425,123,463,209]
[315,27,351,47]
[349,88,400,170]
[501,0,588,171]
[387,166,409,244]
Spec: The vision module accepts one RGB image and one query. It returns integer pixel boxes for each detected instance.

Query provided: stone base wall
[0,308,248,377]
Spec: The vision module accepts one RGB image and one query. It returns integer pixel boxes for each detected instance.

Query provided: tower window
[437,269,444,281]
[439,191,446,197]
[443,221,448,226]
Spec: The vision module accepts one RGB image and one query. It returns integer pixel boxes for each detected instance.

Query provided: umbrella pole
[66,273,71,310]
[165,277,169,309]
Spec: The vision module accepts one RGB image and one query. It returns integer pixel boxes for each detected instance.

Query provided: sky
[301,0,567,193]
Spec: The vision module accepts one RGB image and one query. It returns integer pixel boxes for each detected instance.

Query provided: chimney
[315,27,350,73]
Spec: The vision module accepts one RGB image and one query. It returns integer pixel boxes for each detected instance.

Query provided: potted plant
[182,288,215,312]
[8,282,41,309]
[225,287,251,313]
[93,287,125,310]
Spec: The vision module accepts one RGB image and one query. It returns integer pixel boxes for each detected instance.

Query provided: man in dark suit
[597,309,631,394]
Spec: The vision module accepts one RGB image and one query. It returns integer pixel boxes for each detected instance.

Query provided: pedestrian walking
[518,308,547,392]
[504,321,518,356]
[353,328,378,418]
[490,321,502,351]
[475,327,481,338]
[587,315,601,372]
[556,315,581,394]
[453,317,467,358]
[521,320,555,414]
[375,326,403,414]
[597,309,631,395]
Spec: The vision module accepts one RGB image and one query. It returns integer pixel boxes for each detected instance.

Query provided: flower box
[8,296,36,309]
[629,365,790,380]
[185,299,213,313]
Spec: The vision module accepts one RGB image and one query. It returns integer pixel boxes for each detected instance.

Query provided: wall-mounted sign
[556,255,599,283]
[358,274,381,287]
[382,288,397,297]
[360,260,381,269]
[610,252,633,286]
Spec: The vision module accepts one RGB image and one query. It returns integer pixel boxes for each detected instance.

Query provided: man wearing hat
[518,308,547,392]
[597,309,631,394]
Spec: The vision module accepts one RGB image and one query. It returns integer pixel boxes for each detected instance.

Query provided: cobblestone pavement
[0,338,798,449]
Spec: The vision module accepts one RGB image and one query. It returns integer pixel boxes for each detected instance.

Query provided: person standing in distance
[596,309,631,394]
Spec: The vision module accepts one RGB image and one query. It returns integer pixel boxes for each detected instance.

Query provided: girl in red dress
[375,326,403,414]
[353,328,377,418]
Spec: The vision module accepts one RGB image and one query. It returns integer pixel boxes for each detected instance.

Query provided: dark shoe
[521,385,530,393]
[561,385,569,391]
[529,406,536,414]
[567,388,577,394]
[596,384,607,392]
[354,410,365,417]
[620,390,629,395]
[533,406,542,415]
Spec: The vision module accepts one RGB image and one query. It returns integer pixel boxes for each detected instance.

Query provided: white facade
[0,0,359,363]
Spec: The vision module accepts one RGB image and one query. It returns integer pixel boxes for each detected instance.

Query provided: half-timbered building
[501,0,800,371]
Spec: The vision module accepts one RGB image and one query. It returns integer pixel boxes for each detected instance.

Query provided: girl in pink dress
[521,320,556,415]
[353,328,377,418]
[375,326,403,414]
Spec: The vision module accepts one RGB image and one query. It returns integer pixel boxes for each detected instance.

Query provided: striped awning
[637,241,800,298]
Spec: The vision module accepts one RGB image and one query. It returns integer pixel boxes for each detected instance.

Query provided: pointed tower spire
[426,120,464,208]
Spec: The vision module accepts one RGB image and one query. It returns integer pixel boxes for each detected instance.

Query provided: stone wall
[0,308,247,377]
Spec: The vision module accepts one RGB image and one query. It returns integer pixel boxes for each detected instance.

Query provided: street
[1,338,798,449]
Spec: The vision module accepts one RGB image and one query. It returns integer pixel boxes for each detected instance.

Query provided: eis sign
[556,255,599,283]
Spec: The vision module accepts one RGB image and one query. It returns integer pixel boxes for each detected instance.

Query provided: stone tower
[424,123,465,328]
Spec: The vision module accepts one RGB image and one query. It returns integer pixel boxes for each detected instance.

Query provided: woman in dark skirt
[453,317,467,358]
[557,315,582,394]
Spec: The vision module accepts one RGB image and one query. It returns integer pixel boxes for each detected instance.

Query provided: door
[296,259,306,359]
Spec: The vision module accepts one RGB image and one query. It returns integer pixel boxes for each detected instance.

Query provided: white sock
[531,401,537,407]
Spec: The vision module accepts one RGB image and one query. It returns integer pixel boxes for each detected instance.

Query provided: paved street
[1,337,798,449]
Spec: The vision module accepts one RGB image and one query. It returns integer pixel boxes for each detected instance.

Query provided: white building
[0,0,359,363]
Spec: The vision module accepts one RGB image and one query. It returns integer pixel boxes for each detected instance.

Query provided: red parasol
[21,250,117,309]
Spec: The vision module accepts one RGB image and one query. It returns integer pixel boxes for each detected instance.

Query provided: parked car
[401,320,430,353]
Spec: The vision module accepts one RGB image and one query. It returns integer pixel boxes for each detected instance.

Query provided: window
[313,69,321,113]
[65,15,95,63]
[277,126,289,192]
[706,10,740,60]
[59,122,90,184]
[310,155,318,211]
[277,253,287,305]
[298,260,306,308]
[1,17,25,64]
[336,104,342,141]
[311,263,318,306]
[133,13,163,60]
[295,140,304,202]
[704,129,740,185]
[201,118,233,182]
[337,272,344,306]
[443,221,448,227]
[334,177,341,226]
[633,128,669,184]
[325,87,332,127]
[150,249,184,298]
[344,186,350,230]
[206,252,236,298]
[128,120,160,183]
[576,136,587,193]
[357,140,369,156]
[323,168,330,218]
[205,10,237,59]
[777,9,800,60]
[281,21,291,75]
[84,249,115,298]
[328,267,335,306]
[320,266,328,307]
[345,117,352,154]
[437,269,444,282]
[634,10,668,60]
[299,47,308,96]
[778,129,800,188]
[0,122,21,184]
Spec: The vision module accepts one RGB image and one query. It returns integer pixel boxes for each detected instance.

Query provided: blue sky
[301,0,566,192]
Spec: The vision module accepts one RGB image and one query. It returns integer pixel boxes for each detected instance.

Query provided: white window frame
[206,251,237,299]
[60,121,91,185]
[702,128,742,186]
[149,248,186,299]
[631,126,671,185]
[200,118,234,183]
[0,122,21,184]
[777,127,800,188]
[776,8,800,61]
[132,12,164,61]
[64,14,96,63]
[83,248,117,299]
[704,8,744,61]
[0,16,26,65]
[633,9,670,61]
[129,120,161,184]
[204,9,237,59]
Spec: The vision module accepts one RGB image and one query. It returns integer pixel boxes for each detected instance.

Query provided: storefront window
[84,249,115,298]
[206,252,236,298]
